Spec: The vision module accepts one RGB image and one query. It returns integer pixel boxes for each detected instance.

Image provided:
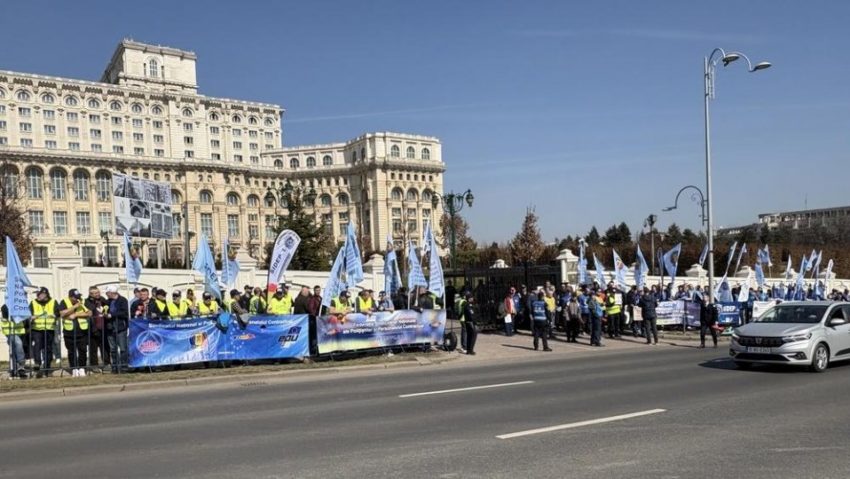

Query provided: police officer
[462,293,478,355]
[531,292,552,351]
[57,289,92,377]
[30,287,58,376]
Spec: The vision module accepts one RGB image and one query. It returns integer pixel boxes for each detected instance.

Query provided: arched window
[422,148,431,160]
[26,167,43,199]
[306,156,316,167]
[422,189,433,203]
[72,169,90,201]
[231,114,242,123]
[87,98,101,109]
[95,171,111,201]
[199,190,213,203]
[64,95,78,107]
[320,194,332,207]
[264,194,275,208]
[274,159,283,169]
[2,165,19,197]
[182,108,193,118]
[337,193,349,206]
[49,168,67,200]
[151,105,163,115]
[248,116,258,125]
[390,145,400,158]
[322,155,333,166]
[352,150,358,162]
[406,188,419,202]
[290,158,299,169]
[247,194,260,207]
[171,190,182,204]
[209,112,219,121]
[226,192,240,206]
[264,118,274,126]
[148,59,159,78]
[109,101,122,111]
[16,90,31,102]
[0,88,5,99]
[361,147,366,160]
[406,146,415,159]
[131,103,143,114]
[41,93,55,104]
[391,188,403,201]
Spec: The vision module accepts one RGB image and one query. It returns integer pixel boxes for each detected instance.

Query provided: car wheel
[810,343,830,373]
[735,361,752,370]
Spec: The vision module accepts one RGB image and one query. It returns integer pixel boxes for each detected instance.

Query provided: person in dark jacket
[531,292,552,351]
[639,287,659,345]
[293,286,311,315]
[701,301,719,348]
[104,285,129,373]
[462,293,478,355]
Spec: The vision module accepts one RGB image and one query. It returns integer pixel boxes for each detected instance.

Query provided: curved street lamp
[704,48,771,302]
[663,185,706,225]
[431,189,474,269]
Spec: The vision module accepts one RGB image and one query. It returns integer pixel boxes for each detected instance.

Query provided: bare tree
[0,162,33,265]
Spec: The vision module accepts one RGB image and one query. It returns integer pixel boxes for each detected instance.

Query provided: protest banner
[112,172,173,238]
[316,309,446,355]
[752,300,780,320]
[655,301,685,326]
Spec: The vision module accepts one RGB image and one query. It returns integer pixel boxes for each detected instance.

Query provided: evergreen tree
[586,226,601,245]
[263,189,335,271]
[666,223,683,244]
[509,208,545,265]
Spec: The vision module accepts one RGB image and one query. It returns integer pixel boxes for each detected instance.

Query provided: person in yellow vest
[2,303,28,378]
[605,284,623,339]
[30,287,58,376]
[544,289,557,340]
[249,287,267,314]
[182,289,199,317]
[330,290,352,316]
[198,292,220,315]
[267,285,293,315]
[355,289,376,314]
[150,288,171,319]
[57,288,92,377]
[167,290,187,319]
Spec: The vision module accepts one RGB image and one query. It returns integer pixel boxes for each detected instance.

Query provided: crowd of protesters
[2,282,442,380]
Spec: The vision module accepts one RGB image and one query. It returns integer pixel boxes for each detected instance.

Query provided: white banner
[655,300,685,326]
[267,229,301,293]
[752,300,780,320]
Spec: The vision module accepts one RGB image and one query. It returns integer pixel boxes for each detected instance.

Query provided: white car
[729,301,850,372]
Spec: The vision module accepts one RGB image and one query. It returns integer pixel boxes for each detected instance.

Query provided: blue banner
[716,302,741,326]
[129,314,309,367]
[316,309,446,355]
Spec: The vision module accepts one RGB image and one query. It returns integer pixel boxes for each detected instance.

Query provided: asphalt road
[2,345,850,479]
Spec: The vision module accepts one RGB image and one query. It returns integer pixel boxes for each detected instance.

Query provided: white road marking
[399,381,534,398]
[496,408,667,439]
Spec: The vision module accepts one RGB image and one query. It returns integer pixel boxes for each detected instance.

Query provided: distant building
[758,206,850,230]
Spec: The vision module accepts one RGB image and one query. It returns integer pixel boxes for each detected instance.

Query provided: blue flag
[784,254,793,281]
[5,237,33,322]
[192,234,221,301]
[662,243,682,289]
[612,249,628,289]
[755,261,766,288]
[593,253,606,287]
[344,223,364,288]
[724,241,738,275]
[796,254,808,295]
[733,243,747,275]
[220,237,240,289]
[805,249,817,272]
[322,247,346,308]
[714,273,733,302]
[698,244,708,268]
[123,232,142,284]
[578,241,588,285]
[635,245,649,289]
[407,241,428,289]
[423,220,445,297]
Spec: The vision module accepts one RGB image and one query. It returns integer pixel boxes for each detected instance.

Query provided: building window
[153,134,163,143]
[151,105,163,115]
[109,101,122,111]
[422,190,433,203]
[199,190,213,203]
[184,136,193,145]
[88,114,100,124]
[41,93,55,104]
[322,214,333,234]
[250,156,259,164]
[406,146,415,159]
[320,194,331,207]
[304,156,316,168]
[211,153,221,160]
[50,169,67,200]
[406,188,418,202]
[226,192,240,206]
[264,132,273,140]
[69,142,80,151]
[65,96,79,107]
[234,154,242,162]
[98,212,112,233]
[248,116,258,125]
[274,159,283,169]
[209,112,219,121]
[53,211,67,235]
[290,158,299,169]
[391,188,403,201]
[200,213,213,237]
[112,131,123,141]
[390,145,400,158]
[323,155,333,166]
[19,107,32,118]
[265,118,274,126]
[232,129,242,137]
[233,141,242,149]
[210,126,220,135]
[67,127,79,137]
[45,140,57,149]
[67,112,78,122]
[154,149,164,157]
[184,123,193,132]
[27,166,44,200]
[81,246,96,266]
[33,246,49,268]
[265,215,276,238]
[232,114,242,124]
[43,110,55,120]
[182,108,193,118]
[0,137,6,145]
[134,147,144,155]
[211,140,220,148]
[153,120,163,129]
[248,130,258,138]
[20,122,32,132]
[227,214,240,237]
[91,144,102,152]
[337,193,349,206]
[184,150,193,158]
[16,90,31,102]
[113,146,124,154]
[0,120,6,130]
[422,147,431,160]
[249,143,258,151]
[29,211,45,235]
[249,224,259,239]
[76,211,91,235]
[111,116,122,125]
[247,195,260,207]
[352,150,358,162]
[132,118,143,128]
[90,129,101,139]
[148,59,159,77]
[133,133,144,142]
[88,99,101,109]
[73,170,89,201]
[131,103,144,114]
[20,138,33,148]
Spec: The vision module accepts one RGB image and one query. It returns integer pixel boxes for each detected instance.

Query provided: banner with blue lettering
[129,314,309,367]
[716,302,741,326]
[316,309,446,355]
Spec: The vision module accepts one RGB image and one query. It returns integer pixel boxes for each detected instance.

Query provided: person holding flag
[4,237,34,378]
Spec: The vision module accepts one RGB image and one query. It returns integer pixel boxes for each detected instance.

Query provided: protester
[57,289,92,377]
[150,288,170,319]
[249,287,267,314]
[30,287,58,376]
[639,287,659,346]
[377,291,394,312]
[1,304,27,378]
[587,289,603,347]
[701,300,719,348]
[355,289,376,314]
[565,295,581,343]
[85,285,109,367]
[293,286,311,315]
[499,288,517,337]
[267,285,293,314]
[104,285,129,373]
[168,290,185,319]
[605,283,623,339]
[198,292,220,315]
[462,293,479,355]
[530,292,552,352]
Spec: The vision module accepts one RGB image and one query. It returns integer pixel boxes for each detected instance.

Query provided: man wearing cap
[150,289,171,319]
[29,287,58,376]
[104,285,129,373]
[198,292,221,315]
[355,289,376,314]
[267,285,293,315]
[249,287,267,314]
[225,289,247,314]
[57,288,92,377]
[240,285,253,311]
[167,290,186,319]
[330,290,352,315]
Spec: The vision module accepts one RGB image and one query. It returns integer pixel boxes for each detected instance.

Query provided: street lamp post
[704,48,771,302]
[644,214,657,275]
[431,189,474,269]
[662,185,706,225]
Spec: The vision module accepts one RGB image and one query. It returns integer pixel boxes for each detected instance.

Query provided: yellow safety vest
[267,294,292,314]
[543,296,556,313]
[31,299,57,331]
[198,301,219,315]
[331,297,350,312]
[154,299,169,317]
[1,318,25,336]
[181,299,196,316]
[167,301,184,318]
[224,298,235,313]
[456,299,468,322]
[62,298,90,332]
[357,297,374,312]
[249,295,267,313]
[605,294,621,315]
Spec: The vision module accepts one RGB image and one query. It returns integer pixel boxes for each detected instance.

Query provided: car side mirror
[828,318,847,327]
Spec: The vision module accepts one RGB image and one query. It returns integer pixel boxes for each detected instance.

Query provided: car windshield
[755,305,828,324]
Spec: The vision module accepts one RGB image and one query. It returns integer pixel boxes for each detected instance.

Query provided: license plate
[747,347,772,354]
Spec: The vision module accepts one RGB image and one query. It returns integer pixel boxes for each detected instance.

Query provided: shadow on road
[500,344,537,351]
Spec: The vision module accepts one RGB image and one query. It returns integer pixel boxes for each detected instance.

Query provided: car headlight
[731,332,741,342]
[782,332,812,343]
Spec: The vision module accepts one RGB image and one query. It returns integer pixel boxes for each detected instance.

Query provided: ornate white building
[0,39,444,267]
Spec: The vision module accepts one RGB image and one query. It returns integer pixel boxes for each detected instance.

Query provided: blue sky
[2,1,849,243]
